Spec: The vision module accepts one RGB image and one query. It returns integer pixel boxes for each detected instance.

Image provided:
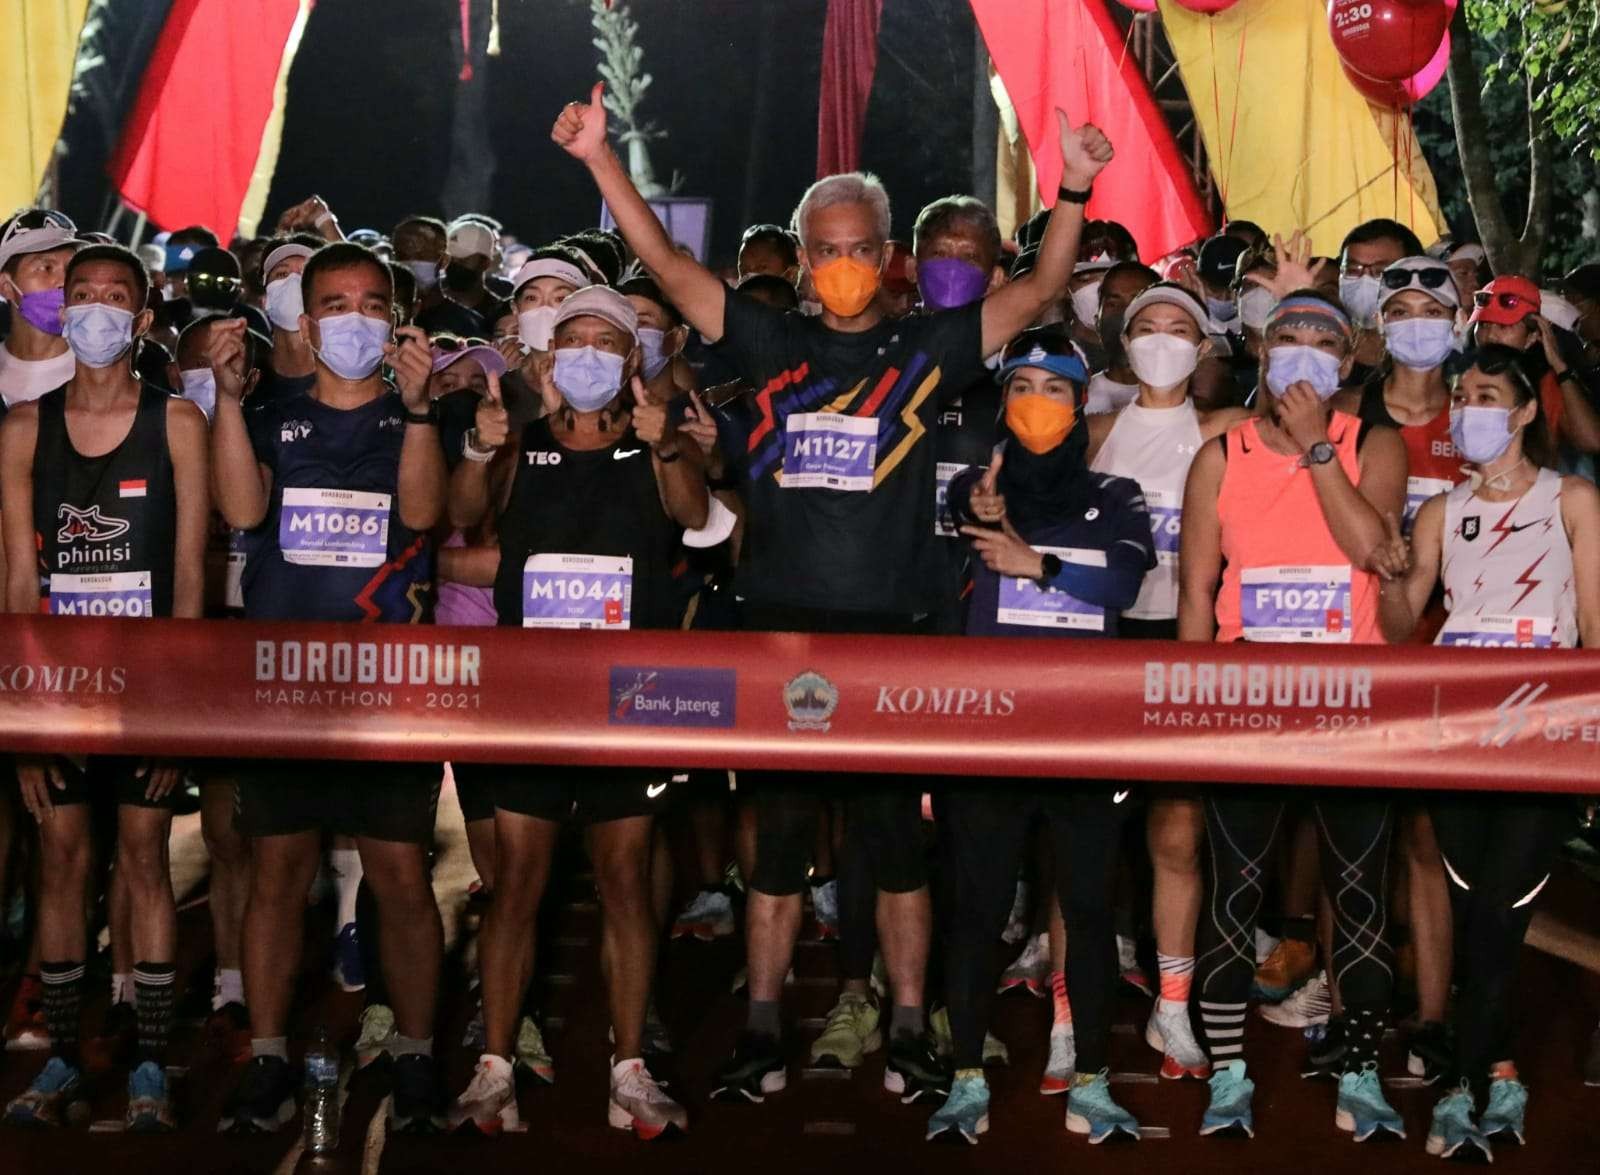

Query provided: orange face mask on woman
[809,256,882,318]
[1004,392,1076,454]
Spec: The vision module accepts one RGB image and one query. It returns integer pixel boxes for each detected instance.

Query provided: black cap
[1197,235,1250,289]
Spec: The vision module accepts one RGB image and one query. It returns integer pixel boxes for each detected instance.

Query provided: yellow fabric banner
[0,0,91,214]
[1157,0,1443,257]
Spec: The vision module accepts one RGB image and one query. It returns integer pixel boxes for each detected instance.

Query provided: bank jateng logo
[610,667,736,728]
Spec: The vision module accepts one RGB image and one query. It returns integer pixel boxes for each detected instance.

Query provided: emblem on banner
[784,671,838,733]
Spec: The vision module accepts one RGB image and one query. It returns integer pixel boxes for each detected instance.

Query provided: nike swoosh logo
[1504,519,1547,533]
[614,448,643,460]
[646,781,668,798]
[1112,790,1131,805]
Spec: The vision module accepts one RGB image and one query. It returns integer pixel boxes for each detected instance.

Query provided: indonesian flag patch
[119,479,147,498]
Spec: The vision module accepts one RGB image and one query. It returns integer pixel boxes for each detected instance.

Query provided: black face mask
[995,414,1093,531]
[443,261,484,292]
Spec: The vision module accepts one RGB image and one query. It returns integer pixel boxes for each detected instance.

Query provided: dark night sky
[255,0,978,263]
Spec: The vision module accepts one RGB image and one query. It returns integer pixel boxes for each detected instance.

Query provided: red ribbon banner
[0,616,1597,793]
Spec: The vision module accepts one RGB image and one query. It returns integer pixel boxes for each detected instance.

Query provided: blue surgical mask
[1265,344,1343,400]
[552,345,626,411]
[403,260,438,290]
[313,311,389,380]
[1449,405,1517,465]
[1207,295,1239,325]
[179,367,217,420]
[1384,317,1456,370]
[62,304,136,368]
[1339,273,1382,327]
[638,327,673,380]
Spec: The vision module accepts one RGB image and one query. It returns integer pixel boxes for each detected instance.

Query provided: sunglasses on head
[1450,348,1534,395]
[1380,265,1452,292]
[1474,290,1535,312]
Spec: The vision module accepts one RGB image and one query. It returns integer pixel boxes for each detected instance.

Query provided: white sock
[214,967,245,1010]
[331,847,362,930]
[111,971,132,1006]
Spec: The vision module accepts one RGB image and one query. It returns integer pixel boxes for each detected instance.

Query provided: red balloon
[1329,0,1450,82]
[1116,0,1159,11]
[1342,28,1450,105]
[1173,0,1239,11]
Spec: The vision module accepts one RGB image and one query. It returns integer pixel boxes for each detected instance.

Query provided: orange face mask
[1005,392,1075,454]
[809,256,881,318]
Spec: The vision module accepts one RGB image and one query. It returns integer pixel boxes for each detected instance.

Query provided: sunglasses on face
[188,272,242,296]
[1380,265,1453,293]
[1474,290,1536,313]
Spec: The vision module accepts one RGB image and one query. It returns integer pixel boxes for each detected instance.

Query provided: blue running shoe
[1336,1065,1405,1141]
[1064,1071,1140,1143]
[1479,1076,1526,1145]
[4,1055,84,1128]
[333,922,365,992]
[126,1059,176,1132]
[1425,1084,1491,1161]
[1200,1061,1255,1138]
[926,1072,989,1144]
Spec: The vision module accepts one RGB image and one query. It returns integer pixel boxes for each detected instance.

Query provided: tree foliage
[1466,0,1600,161]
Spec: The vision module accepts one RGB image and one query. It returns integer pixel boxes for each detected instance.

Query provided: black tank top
[32,383,177,617]
[493,417,682,630]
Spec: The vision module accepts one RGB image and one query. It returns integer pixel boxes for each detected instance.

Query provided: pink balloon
[1116,0,1159,11]
[1172,0,1240,11]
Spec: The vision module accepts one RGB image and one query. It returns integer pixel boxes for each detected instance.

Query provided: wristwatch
[462,427,496,464]
[1303,441,1336,467]
[1035,552,1063,589]
[403,404,438,426]
[1057,184,1093,205]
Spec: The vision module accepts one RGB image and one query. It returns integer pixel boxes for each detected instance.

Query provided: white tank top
[1438,467,1577,648]
[1090,398,1203,620]
[1085,373,1139,416]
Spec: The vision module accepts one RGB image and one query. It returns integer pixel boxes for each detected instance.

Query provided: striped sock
[1156,952,1194,1011]
[40,960,85,1064]
[1198,1000,1247,1064]
[1050,969,1072,1026]
[133,962,177,1064]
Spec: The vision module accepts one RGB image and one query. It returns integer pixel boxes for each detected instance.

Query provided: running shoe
[4,1055,85,1127]
[389,1053,443,1134]
[355,1003,397,1069]
[1253,938,1316,1002]
[205,1000,252,1065]
[3,975,48,1051]
[1117,936,1154,999]
[1039,1022,1076,1095]
[1479,1076,1527,1145]
[885,1032,950,1104]
[711,1031,786,1103]
[218,1054,298,1134]
[671,889,735,941]
[1302,1015,1349,1079]
[810,878,839,940]
[514,1015,555,1083]
[1254,927,1280,966]
[1586,1022,1600,1087]
[608,1057,687,1140]
[926,1072,990,1144]
[1335,1065,1406,1141]
[125,1059,177,1132]
[332,922,365,993]
[1405,1020,1455,1086]
[869,952,888,1001]
[997,933,1049,998]
[1001,880,1030,945]
[1261,971,1331,1029]
[1146,1001,1211,1080]
[926,1006,1009,1067]
[1065,1070,1140,1143]
[808,991,881,1068]
[448,1054,519,1135]
[1425,1083,1491,1161]
[1199,1061,1255,1138]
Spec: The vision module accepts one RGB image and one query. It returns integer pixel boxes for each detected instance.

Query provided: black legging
[942,783,1130,1072]
[1196,791,1395,1069]
[1431,794,1572,1101]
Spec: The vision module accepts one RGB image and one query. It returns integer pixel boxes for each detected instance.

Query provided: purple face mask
[918,257,989,311]
[15,287,65,336]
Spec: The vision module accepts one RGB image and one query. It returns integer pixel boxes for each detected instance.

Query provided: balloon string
[1224,23,1247,211]
[1405,106,1416,233]
[1209,20,1226,207]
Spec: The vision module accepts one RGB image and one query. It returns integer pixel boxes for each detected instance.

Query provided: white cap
[262,242,315,280]
[511,257,589,295]
[1447,243,1487,265]
[1379,256,1460,312]
[447,220,498,260]
[552,284,638,340]
[1122,283,1214,335]
[1541,290,1582,334]
[0,224,80,271]
[1073,258,1117,276]
[682,495,737,549]
[136,243,166,273]
[431,342,509,379]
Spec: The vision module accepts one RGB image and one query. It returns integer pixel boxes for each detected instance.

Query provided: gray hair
[912,196,1001,268]
[790,172,891,250]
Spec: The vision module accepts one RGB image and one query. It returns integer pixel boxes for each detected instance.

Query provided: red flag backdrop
[1,615,1596,793]
[815,0,883,178]
[971,0,1213,261]
[109,0,303,237]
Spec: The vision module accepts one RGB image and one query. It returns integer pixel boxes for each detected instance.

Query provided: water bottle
[303,1026,341,1154]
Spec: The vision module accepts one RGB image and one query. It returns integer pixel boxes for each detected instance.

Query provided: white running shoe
[998,933,1049,998]
[449,1054,520,1135]
[1260,971,1331,1028]
[608,1057,688,1140]
[1039,1022,1076,1095]
[354,1003,397,1069]
[1145,1000,1211,1080]
[1001,880,1031,945]
[1254,927,1280,966]
[810,878,839,939]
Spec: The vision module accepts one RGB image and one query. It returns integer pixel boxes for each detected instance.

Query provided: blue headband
[999,348,1088,387]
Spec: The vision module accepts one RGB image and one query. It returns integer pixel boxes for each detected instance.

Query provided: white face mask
[1383,316,1457,370]
[63,304,136,369]
[179,367,217,420]
[1339,273,1383,328]
[1239,285,1276,333]
[1069,280,1102,327]
[1125,332,1200,391]
[517,305,557,351]
[264,274,304,333]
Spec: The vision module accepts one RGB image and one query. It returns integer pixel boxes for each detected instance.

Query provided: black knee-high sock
[1343,1004,1386,1072]
[40,961,85,1065]
[133,961,177,1064]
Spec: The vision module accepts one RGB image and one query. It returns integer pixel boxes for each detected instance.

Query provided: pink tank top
[435,530,498,628]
